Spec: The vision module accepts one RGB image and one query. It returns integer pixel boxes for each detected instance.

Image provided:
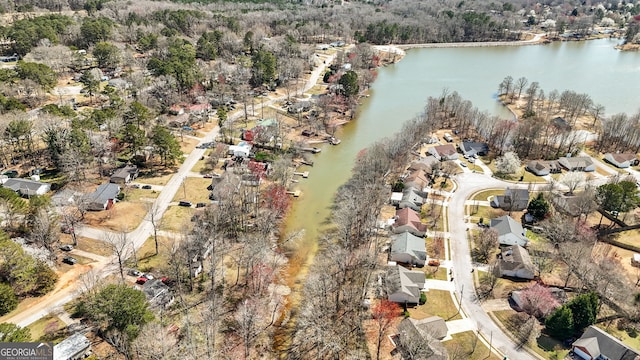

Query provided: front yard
[408,289,461,321]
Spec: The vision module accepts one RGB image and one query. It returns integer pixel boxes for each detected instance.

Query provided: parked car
[203,174,213,178]
[161,277,176,286]
[136,276,148,284]
[178,201,192,207]
[131,184,140,189]
[59,244,73,252]
[128,269,142,277]
[141,273,154,280]
[460,162,467,167]
[62,256,77,265]
[142,185,152,190]
[2,170,18,178]
[196,202,207,208]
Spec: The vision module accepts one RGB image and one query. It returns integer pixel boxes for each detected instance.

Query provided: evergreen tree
[0,323,31,342]
[0,283,17,315]
[527,193,550,221]
[151,125,183,166]
[567,292,598,331]
[339,71,360,98]
[545,305,574,339]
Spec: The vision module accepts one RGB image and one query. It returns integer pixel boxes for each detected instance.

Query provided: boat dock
[286,190,301,197]
[293,171,309,178]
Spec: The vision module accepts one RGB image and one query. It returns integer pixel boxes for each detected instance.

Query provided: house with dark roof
[491,188,530,211]
[495,245,535,279]
[526,160,561,176]
[85,183,121,211]
[459,141,489,157]
[395,317,448,360]
[2,178,51,197]
[490,215,529,247]
[390,231,427,267]
[385,265,425,304]
[428,144,458,161]
[604,153,639,169]
[552,116,571,130]
[109,165,139,184]
[142,279,174,309]
[558,156,595,172]
[392,186,428,212]
[53,333,91,360]
[571,325,640,360]
[392,208,427,237]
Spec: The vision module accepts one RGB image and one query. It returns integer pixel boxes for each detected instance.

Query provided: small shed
[53,333,91,360]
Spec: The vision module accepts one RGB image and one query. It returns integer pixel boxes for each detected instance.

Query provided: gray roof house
[428,144,458,161]
[142,279,174,309]
[393,186,428,212]
[558,156,595,172]
[53,333,91,360]
[2,178,51,197]
[385,265,425,304]
[390,231,427,267]
[604,153,639,169]
[85,183,121,211]
[571,325,640,360]
[109,165,139,184]
[490,215,529,247]
[526,160,561,176]
[396,317,448,360]
[495,245,535,280]
[491,188,530,211]
[459,141,489,157]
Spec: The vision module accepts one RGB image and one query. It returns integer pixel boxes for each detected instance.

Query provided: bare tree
[146,203,162,256]
[472,228,498,264]
[559,171,586,196]
[515,76,528,99]
[103,230,131,283]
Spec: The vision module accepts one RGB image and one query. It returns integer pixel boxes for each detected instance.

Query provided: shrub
[402,310,410,318]
[0,283,17,315]
[419,292,426,305]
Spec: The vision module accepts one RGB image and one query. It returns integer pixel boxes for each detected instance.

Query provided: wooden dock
[286,190,301,197]
[293,171,309,178]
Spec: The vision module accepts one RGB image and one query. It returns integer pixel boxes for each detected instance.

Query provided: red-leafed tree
[263,184,290,217]
[248,160,267,180]
[518,284,560,318]
[372,299,401,360]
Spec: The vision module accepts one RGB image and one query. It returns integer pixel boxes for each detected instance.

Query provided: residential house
[552,116,571,130]
[2,178,51,197]
[392,208,427,237]
[390,231,427,267]
[85,183,121,211]
[288,101,312,114]
[385,265,425,304]
[109,165,139,184]
[408,155,439,174]
[53,333,91,360]
[168,113,190,128]
[551,194,585,217]
[459,141,489,157]
[395,317,448,360]
[142,279,174,309]
[107,78,131,90]
[491,188,530,211]
[187,103,212,116]
[490,215,529,247]
[495,245,535,280]
[404,169,430,190]
[228,141,253,158]
[558,156,595,172]
[526,160,561,176]
[604,153,639,169]
[168,104,185,115]
[428,144,458,161]
[392,186,428,212]
[571,325,640,360]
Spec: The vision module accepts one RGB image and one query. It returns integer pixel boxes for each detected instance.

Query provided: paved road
[5,48,339,329]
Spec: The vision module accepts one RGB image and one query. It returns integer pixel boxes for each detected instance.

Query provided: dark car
[196,202,207,208]
[62,256,77,265]
[59,244,73,252]
[142,185,152,190]
[2,170,18,178]
[178,201,192,207]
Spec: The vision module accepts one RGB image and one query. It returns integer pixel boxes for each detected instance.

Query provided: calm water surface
[281,38,640,285]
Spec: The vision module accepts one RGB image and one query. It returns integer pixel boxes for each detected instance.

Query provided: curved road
[4,49,339,328]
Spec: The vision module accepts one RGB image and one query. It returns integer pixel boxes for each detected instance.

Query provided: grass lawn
[122,187,159,202]
[179,136,199,154]
[423,266,448,280]
[426,236,446,260]
[409,289,461,321]
[72,236,112,257]
[525,230,546,246]
[27,315,66,343]
[443,331,501,360]
[467,205,505,223]
[84,202,146,232]
[161,206,194,232]
[470,189,505,202]
[130,236,174,273]
[137,170,175,186]
[492,310,570,359]
[172,177,212,204]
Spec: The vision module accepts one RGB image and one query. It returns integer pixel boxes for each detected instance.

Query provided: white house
[228,141,253,158]
[54,333,91,360]
[604,153,639,169]
[558,156,595,172]
[2,178,51,197]
[490,215,529,247]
